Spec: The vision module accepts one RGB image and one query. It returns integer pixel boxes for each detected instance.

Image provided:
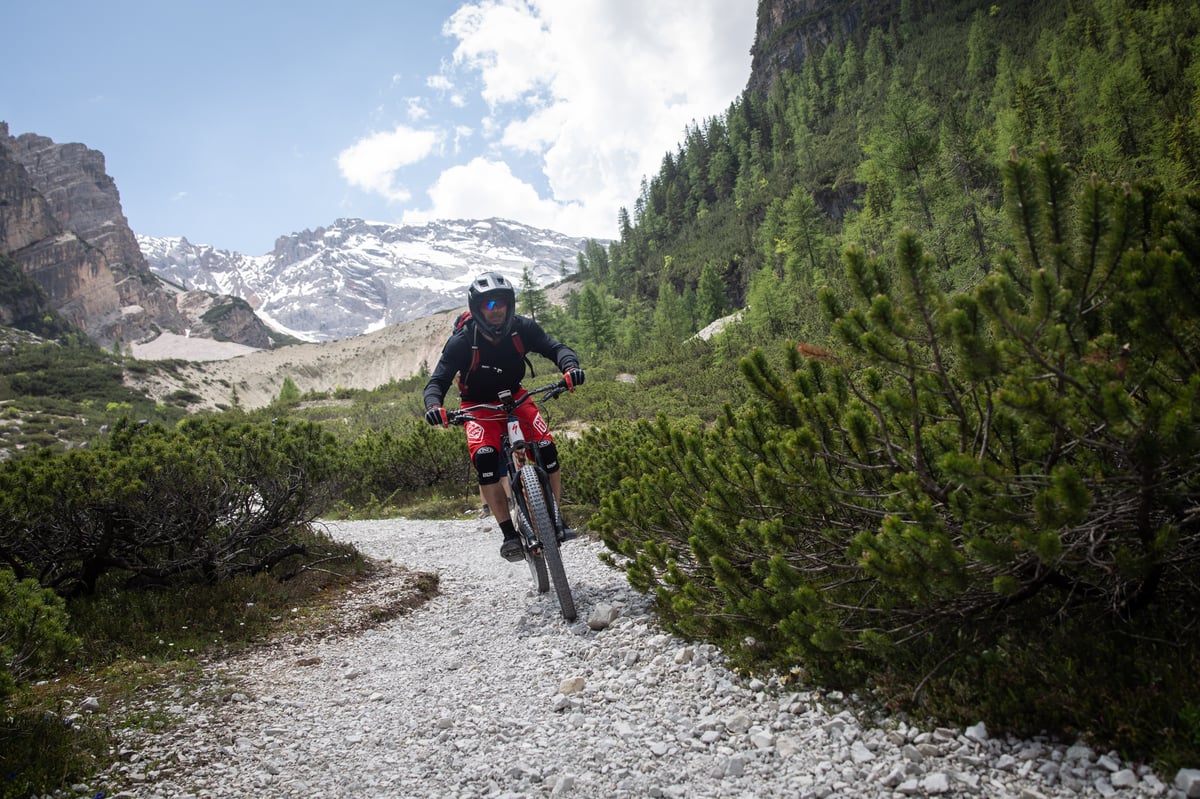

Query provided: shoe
[500,536,524,562]
[558,526,578,542]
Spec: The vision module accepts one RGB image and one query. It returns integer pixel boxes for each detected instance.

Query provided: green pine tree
[519,266,547,322]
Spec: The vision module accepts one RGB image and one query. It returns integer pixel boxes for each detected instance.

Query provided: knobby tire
[515,495,550,594]
[519,466,575,621]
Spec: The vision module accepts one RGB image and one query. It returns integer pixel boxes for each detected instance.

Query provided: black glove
[563,368,585,391]
[425,406,448,427]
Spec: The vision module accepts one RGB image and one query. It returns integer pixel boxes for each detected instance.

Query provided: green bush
[0,416,345,595]
[595,150,1200,767]
[340,417,471,509]
[65,525,364,666]
[0,568,79,703]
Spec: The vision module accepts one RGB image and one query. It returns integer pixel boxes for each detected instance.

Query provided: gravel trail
[104,518,1194,799]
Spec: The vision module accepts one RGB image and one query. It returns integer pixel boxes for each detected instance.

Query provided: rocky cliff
[0,122,274,350]
[747,0,899,98]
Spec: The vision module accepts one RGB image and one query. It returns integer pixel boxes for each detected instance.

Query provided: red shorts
[462,389,554,461]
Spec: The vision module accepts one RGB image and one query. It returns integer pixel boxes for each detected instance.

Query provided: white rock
[724,712,752,734]
[559,676,586,695]
[588,603,619,630]
[750,731,774,750]
[921,772,951,794]
[1177,768,1200,798]
[776,734,802,757]
[850,741,876,764]
[1066,743,1095,762]
[964,721,988,742]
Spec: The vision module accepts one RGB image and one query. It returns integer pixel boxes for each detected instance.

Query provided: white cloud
[441,0,753,235]
[406,97,429,121]
[452,125,474,154]
[445,1,556,107]
[402,157,554,223]
[345,1,755,239]
[402,157,615,238]
[337,126,442,202]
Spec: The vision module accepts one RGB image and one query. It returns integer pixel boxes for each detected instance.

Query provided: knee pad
[537,441,561,473]
[474,446,503,485]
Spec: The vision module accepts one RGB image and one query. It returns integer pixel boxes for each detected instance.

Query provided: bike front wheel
[519,466,576,621]
[511,494,549,593]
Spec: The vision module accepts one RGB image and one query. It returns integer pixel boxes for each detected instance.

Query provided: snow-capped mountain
[138,217,591,342]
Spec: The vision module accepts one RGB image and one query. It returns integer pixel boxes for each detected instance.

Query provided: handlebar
[446,380,570,426]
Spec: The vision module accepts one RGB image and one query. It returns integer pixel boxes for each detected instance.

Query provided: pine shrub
[595,149,1200,765]
[0,569,79,704]
[0,416,345,596]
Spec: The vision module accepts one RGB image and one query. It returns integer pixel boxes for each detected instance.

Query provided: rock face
[0,122,181,346]
[0,132,60,251]
[747,0,900,99]
[0,122,274,350]
[174,293,273,350]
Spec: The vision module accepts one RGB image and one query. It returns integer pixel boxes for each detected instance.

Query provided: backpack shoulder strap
[511,330,534,377]
[456,324,482,394]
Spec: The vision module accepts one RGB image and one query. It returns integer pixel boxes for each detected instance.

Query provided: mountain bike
[448,381,577,621]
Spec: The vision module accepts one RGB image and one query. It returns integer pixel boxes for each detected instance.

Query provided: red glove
[563,368,585,391]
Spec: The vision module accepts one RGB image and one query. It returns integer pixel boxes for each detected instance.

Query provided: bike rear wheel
[519,466,575,621]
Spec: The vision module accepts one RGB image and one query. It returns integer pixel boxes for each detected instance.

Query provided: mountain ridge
[138,217,594,343]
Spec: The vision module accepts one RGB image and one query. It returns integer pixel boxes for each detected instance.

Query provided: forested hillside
[541,0,1198,360]
[539,0,1200,773]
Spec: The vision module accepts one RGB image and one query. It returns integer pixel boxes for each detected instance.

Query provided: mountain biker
[449,310,513,518]
[423,272,585,561]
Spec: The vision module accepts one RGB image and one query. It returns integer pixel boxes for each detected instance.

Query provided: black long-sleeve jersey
[422,315,579,407]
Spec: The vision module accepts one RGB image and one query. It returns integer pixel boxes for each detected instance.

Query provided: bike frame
[496,386,567,552]
[448,381,576,620]
[451,381,568,543]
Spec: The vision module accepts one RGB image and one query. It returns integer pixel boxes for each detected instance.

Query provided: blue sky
[2,1,756,255]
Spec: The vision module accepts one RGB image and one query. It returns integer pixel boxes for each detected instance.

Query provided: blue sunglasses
[483,299,509,311]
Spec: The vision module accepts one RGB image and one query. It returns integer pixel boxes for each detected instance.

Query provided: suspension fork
[506,439,537,551]
[509,440,559,548]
